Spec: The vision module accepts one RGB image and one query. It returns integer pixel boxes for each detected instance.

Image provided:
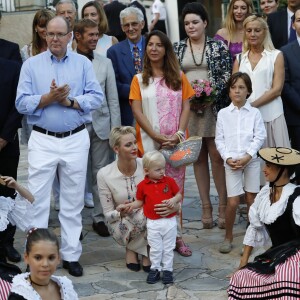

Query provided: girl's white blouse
[244,183,300,247]
[10,273,78,300]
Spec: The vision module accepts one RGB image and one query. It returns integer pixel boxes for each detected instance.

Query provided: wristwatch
[67,97,75,108]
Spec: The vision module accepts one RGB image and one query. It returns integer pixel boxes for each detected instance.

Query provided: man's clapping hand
[38,79,70,108]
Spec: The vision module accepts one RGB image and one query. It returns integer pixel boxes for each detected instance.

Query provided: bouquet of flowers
[190,79,216,114]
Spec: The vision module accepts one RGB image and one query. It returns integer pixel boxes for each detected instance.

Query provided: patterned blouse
[173,37,232,115]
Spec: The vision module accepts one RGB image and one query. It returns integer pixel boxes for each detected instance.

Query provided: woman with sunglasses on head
[215,0,254,63]
[228,147,300,299]
[233,14,290,151]
[81,0,118,56]
[173,2,232,231]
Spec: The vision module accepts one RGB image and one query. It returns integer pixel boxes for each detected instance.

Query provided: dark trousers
[0,155,19,260]
[153,20,167,34]
[288,125,300,184]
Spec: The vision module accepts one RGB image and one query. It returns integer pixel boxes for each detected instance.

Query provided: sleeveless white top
[239,49,283,122]
[95,34,113,56]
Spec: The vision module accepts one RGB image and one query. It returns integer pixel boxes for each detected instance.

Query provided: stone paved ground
[13,144,262,300]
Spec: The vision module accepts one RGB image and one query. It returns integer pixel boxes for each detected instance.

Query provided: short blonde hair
[109,126,136,148]
[142,151,165,170]
[242,15,275,53]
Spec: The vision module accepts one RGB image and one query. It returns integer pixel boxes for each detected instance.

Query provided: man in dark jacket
[0,58,22,263]
[0,11,23,263]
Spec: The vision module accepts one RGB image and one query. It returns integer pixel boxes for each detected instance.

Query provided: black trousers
[153,20,167,34]
[0,155,19,260]
[288,125,300,184]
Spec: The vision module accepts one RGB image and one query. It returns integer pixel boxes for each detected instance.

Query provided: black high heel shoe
[142,265,151,273]
[126,262,141,272]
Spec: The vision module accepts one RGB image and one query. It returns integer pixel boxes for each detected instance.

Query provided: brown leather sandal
[202,204,213,229]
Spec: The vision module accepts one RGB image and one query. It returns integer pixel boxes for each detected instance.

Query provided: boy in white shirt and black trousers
[215,72,266,254]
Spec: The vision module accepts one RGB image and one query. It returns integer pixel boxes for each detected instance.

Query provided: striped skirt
[0,278,11,300]
[228,251,300,299]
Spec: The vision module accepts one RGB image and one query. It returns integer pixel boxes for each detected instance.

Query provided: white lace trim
[244,183,299,247]
[0,193,33,232]
[255,183,296,224]
[0,196,14,231]
[10,273,78,300]
[243,224,271,247]
[8,193,34,232]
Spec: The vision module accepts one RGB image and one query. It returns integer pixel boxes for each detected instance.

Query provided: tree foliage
[279,0,288,8]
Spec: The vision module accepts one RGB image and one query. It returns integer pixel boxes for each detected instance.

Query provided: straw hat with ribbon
[258,147,300,203]
[258,147,300,166]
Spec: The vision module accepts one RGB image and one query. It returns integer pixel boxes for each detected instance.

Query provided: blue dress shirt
[16,49,103,132]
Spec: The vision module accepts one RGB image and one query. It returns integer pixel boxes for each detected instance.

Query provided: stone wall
[0,12,35,48]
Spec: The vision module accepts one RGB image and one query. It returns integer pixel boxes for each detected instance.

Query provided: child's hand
[226,158,240,170]
[0,176,17,189]
[117,203,134,216]
[116,204,126,212]
[162,198,175,208]
[236,154,252,168]
[226,259,248,279]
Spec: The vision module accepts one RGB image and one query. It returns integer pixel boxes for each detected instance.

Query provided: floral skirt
[108,208,148,256]
[228,250,300,299]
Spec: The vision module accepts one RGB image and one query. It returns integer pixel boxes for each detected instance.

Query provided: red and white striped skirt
[0,278,12,300]
[228,251,300,299]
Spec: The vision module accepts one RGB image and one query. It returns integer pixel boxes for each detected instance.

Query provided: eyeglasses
[46,32,69,39]
[122,22,140,29]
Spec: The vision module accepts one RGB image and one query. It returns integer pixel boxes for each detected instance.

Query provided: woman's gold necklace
[189,36,207,67]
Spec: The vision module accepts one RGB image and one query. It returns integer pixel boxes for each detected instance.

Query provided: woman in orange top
[130,30,195,257]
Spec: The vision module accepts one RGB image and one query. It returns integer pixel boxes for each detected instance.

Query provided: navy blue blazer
[0,58,22,157]
[0,39,22,64]
[107,37,146,126]
[267,9,288,49]
[281,40,300,126]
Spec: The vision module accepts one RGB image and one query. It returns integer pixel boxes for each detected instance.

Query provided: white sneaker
[84,197,94,208]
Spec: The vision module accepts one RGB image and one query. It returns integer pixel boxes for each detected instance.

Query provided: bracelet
[176,130,185,137]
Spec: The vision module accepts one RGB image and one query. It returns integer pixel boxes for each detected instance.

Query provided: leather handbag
[161,135,202,168]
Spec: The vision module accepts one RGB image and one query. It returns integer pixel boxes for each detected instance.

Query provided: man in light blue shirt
[16,16,103,277]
